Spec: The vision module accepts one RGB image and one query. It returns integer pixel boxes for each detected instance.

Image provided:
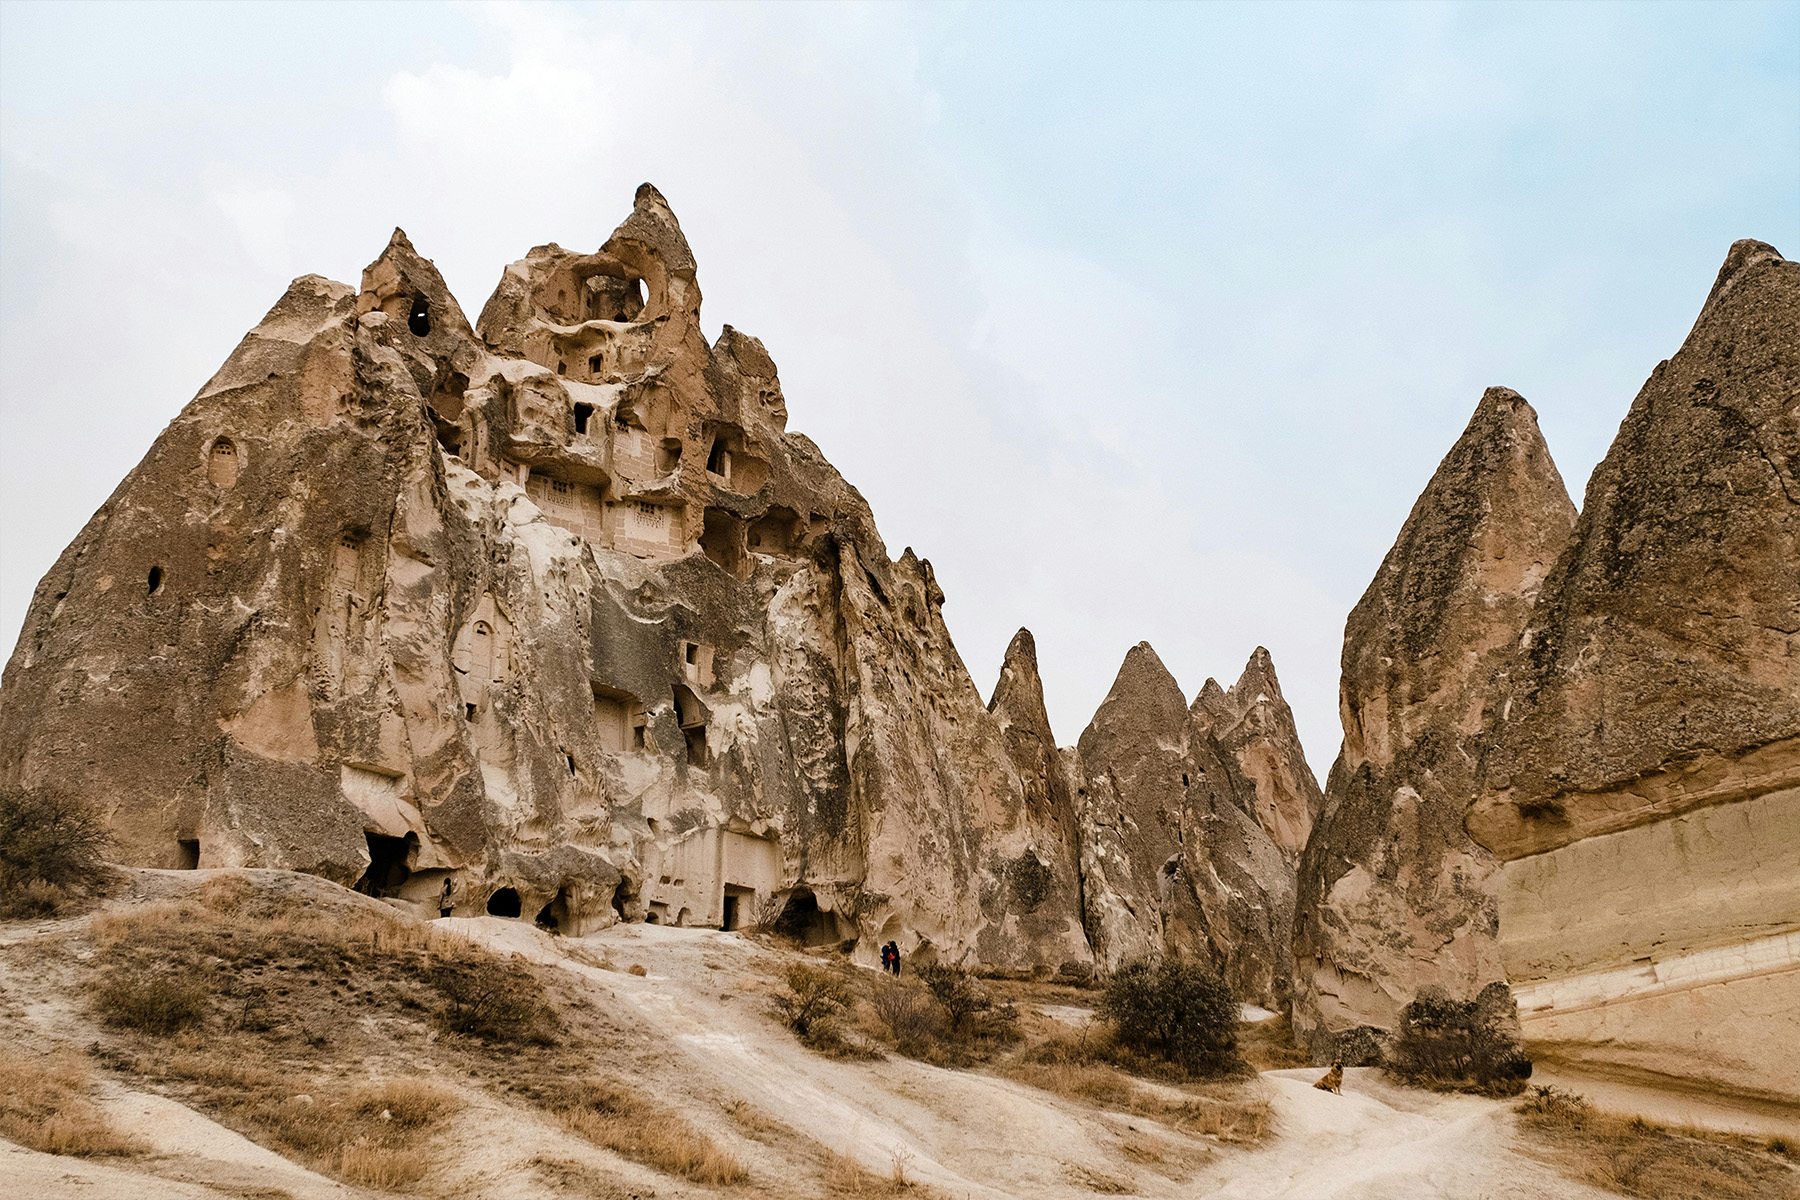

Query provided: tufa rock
[1292,387,1577,1062]
[1472,241,1800,1105]
[0,185,1080,972]
[1191,647,1323,863]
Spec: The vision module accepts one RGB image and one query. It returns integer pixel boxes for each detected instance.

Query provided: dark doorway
[487,887,522,918]
[722,885,753,931]
[772,888,846,946]
[176,839,200,870]
[408,297,431,336]
[356,832,413,896]
[536,887,571,934]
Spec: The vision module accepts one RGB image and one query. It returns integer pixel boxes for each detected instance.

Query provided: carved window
[208,438,240,488]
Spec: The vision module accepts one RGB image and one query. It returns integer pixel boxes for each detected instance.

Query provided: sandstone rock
[1192,647,1322,862]
[1073,642,1297,1004]
[0,184,1074,970]
[1292,387,1577,1062]
[1471,241,1800,1104]
[986,629,1093,971]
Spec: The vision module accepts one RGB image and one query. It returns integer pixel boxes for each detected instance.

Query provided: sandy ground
[0,876,1764,1199]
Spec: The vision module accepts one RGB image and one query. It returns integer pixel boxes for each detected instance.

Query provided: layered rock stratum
[0,184,1303,991]
[1295,242,1799,1105]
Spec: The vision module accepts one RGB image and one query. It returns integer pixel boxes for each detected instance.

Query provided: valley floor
[0,870,1789,1200]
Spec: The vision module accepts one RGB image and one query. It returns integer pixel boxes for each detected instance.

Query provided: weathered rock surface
[1292,388,1577,1061]
[1192,648,1323,863]
[0,185,1087,972]
[1073,642,1296,1004]
[1471,241,1800,1104]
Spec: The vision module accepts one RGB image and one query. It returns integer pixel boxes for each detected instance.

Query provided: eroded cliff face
[0,185,1089,972]
[1193,648,1323,864]
[1470,241,1800,1104]
[1072,643,1296,1005]
[1292,388,1577,1062]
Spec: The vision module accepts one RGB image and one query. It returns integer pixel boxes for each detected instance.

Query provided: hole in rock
[177,839,200,870]
[464,703,478,721]
[408,297,431,337]
[147,566,164,595]
[611,878,636,921]
[722,885,754,931]
[771,889,847,947]
[564,753,577,775]
[356,832,413,897]
[557,361,567,375]
[536,887,571,934]
[486,887,521,918]
[572,403,593,435]
[588,354,604,377]
[1182,773,1189,787]
[655,439,683,472]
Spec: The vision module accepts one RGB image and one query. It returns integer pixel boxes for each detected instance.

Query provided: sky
[2,0,1796,772]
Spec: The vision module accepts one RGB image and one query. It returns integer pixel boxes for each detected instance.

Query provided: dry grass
[1516,1085,1800,1200]
[822,1147,941,1196]
[538,1077,748,1186]
[0,1050,145,1157]
[1238,1012,1312,1071]
[1001,1029,1272,1147]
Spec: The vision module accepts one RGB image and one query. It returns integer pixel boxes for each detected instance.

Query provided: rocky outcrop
[0,185,1083,972]
[1470,241,1800,1104]
[1292,388,1577,1062]
[1192,648,1323,863]
[986,630,1094,971]
[1073,642,1296,1005]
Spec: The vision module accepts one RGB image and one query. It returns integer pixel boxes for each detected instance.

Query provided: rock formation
[1072,642,1296,1005]
[1192,648,1323,863]
[0,185,1097,972]
[1292,387,1577,1062]
[1469,240,1800,1105]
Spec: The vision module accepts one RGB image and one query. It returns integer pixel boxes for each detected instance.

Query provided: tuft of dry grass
[339,1144,431,1190]
[1516,1085,1799,1200]
[539,1077,748,1186]
[822,1147,936,1196]
[0,1050,145,1157]
[1238,1012,1312,1071]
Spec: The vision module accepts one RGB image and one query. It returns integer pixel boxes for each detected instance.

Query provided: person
[439,877,455,920]
[880,943,893,973]
[886,940,901,977]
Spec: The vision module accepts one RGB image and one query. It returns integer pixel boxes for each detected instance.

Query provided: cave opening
[487,887,522,918]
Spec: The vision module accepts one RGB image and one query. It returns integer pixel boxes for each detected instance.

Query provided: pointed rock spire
[1200,646,1322,862]
[1292,386,1576,1061]
[1473,242,1800,856]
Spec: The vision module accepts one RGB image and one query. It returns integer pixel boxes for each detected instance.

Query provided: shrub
[1096,957,1238,1076]
[870,983,944,1054]
[915,962,1017,1041]
[0,788,112,916]
[425,953,558,1044]
[92,968,212,1034]
[1389,985,1530,1092]
[1517,1085,1592,1129]
[775,964,850,1040]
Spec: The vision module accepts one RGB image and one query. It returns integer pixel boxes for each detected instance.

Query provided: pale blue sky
[3,1,1796,769]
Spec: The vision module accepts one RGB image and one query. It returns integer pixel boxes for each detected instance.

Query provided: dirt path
[3,881,1632,1199]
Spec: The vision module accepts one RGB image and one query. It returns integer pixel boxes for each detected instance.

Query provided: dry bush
[1143,1092,1273,1145]
[822,1147,941,1196]
[425,951,558,1044]
[869,983,945,1055]
[1097,958,1238,1077]
[0,787,112,917]
[1516,1086,1797,1200]
[776,963,850,1040]
[346,1077,461,1129]
[92,967,213,1033]
[0,1050,144,1157]
[915,963,1018,1044]
[539,1077,747,1186]
[1388,985,1530,1094]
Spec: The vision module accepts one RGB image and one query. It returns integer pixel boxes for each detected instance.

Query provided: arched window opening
[408,297,431,337]
[588,354,604,378]
[536,887,571,934]
[208,438,240,488]
[486,887,522,918]
[572,403,594,436]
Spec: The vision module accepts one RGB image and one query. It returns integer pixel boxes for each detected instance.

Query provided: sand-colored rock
[1193,648,1323,863]
[1292,388,1577,1061]
[0,184,1077,971]
[1470,240,1800,1104]
[1073,642,1296,1004]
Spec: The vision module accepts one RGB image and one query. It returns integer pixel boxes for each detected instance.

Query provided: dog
[1314,1059,1344,1094]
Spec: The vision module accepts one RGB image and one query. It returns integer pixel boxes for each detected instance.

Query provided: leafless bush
[776,963,850,1039]
[424,952,558,1044]
[92,967,213,1034]
[0,787,113,916]
[870,984,944,1053]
